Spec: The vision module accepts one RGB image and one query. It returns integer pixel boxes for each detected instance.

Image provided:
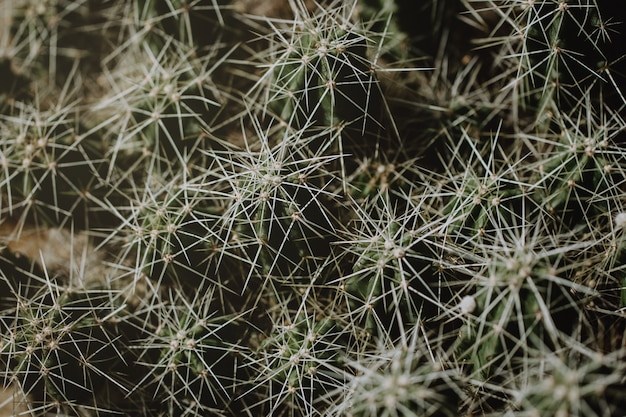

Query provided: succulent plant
[243,304,348,416]
[335,324,464,417]
[0,261,130,415]
[127,283,243,416]
[0,0,625,416]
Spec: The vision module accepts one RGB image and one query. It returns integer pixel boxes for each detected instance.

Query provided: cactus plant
[0,0,625,416]
[0,260,130,415]
[127,283,243,416]
[334,323,464,417]
[242,303,348,416]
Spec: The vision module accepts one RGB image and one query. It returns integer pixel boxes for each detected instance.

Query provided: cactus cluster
[1,0,625,416]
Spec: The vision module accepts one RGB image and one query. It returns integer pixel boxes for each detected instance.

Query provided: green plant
[0,0,625,416]
[335,324,464,417]
[128,284,242,416]
[0,259,129,415]
[504,349,626,417]
[242,302,348,416]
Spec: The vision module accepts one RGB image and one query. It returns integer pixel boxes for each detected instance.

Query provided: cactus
[508,350,626,417]
[0,0,625,416]
[201,119,338,284]
[334,324,464,417]
[529,103,625,231]
[242,304,348,416]
[334,186,448,339]
[251,1,375,127]
[246,0,390,172]
[453,226,588,382]
[127,283,243,416]
[0,261,130,415]
[0,96,105,228]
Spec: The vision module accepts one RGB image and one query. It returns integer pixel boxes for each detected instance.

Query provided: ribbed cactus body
[455,242,584,383]
[129,285,241,414]
[441,171,524,239]
[94,40,219,176]
[0,103,103,226]
[532,111,625,231]
[0,271,128,412]
[269,28,371,129]
[208,130,337,282]
[253,0,383,161]
[339,328,463,417]
[337,190,445,338]
[514,352,626,417]
[249,310,346,414]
